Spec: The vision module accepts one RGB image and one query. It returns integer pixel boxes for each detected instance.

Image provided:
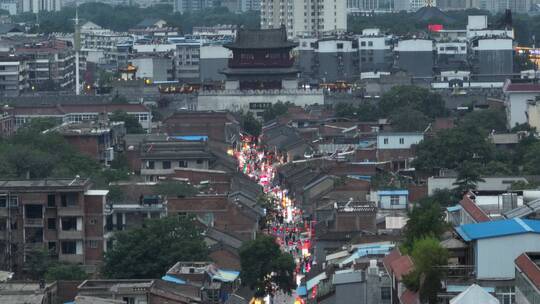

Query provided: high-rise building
[19,0,62,13]
[260,0,346,38]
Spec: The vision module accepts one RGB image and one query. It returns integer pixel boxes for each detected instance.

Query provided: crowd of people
[235,136,314,281]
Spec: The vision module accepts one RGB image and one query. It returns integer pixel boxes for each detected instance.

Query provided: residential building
[376,132,424,170]
[45,120,126,165]
[0,178,108,273]
[428,176,528,195]
[0,55,29,96]
[161,111,240,149]
[515,252,540,304]
[15,40,75,90]
[79,21,131,71]
[19,0,62,13]
[173,0,213,13]
[470,37,513,81]
[199,44,231,83]
[393,0,433,11]
[130,55,175,82]
[8,103,152,131]
[0,111,14,137]
[140,137,214,181]
[358,28,393,73]
[372,190,408,210]
[395,38,434,78]
[456,219,540,282]
[502,80,540,129]
[382,248,417,304]
[314,38,359,83]
[167,194,262,241]
[175,40,201,83]
[0,281,58,304]
[260,0,346,38]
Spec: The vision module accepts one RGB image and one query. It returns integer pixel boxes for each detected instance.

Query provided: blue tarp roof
[378,190,409,196]
[456,218,540,241]
[446,285,495,293]
[171,135,208,141]
[447,205,462,212]
[339,244,395,266]
[162,275,186,285]
[296,285,307,296]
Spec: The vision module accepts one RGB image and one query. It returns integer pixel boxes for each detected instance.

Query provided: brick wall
[65,136,101,162]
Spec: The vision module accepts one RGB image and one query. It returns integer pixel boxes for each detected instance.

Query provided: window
[162,161,171,169]
[179,160,188,168]
[89,218,97,225]
[390,195,400,205]
[47,194,56,207]
[61,217,77,231]
[399,137,404,144]
[87,240,98,248]
[61,241,76,254]
[368,41,373,47]
[361,41,366,47]
[146,161,155,169]
[0,218,6,231]
[47,218,56,230]
[337,43,343,49]
[122,297,135,304]
[383,138,388,145]
[381,287,391,300]
[0,195,5,208]
[60,193,78,207]
[196,159,204,164]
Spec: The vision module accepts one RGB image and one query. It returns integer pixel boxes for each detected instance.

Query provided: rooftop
[503,80,540,93]
[459,194,491,223]
[515,252,540,291]
[0,178,91,190]
[456,218,540,241]
[223,27,297,50]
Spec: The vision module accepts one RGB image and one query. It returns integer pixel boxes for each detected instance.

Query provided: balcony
[58,230,83,239]
[24,218,44,227]
[57,207,83,216]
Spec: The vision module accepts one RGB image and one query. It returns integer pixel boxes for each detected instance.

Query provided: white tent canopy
[450,284,500,304]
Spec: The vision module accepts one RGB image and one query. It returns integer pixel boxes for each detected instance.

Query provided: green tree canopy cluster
[239,235,296,297]
[0,118,130,187]
[25,248,88,281]
[103,215,208,279]
[403,237,449,304]
[16,4,259,33]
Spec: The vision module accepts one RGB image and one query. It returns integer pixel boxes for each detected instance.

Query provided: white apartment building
[260,0,346,38]
[19,0,62,13]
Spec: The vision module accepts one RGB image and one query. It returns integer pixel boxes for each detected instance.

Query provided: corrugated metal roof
[456,218,540,241]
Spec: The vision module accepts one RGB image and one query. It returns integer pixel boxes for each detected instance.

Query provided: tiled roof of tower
[224,27,297,49]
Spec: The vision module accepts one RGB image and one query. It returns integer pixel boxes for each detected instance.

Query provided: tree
[413,126,494,172]
[453,161,485,193]
[239,111,262,137]
[262,101,293,122]
[103,216,208,279]
[45,263,88,282]
[403,198,447,251]
[25,248,51,280]
[379,86,448,118]
[459,108,507,134]
[389,107,430,132]
[403,237,449,304]
[239,235,296,297]
[110,110,145,134]
[523,141,540,174]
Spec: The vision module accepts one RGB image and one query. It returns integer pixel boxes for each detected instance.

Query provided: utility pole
[74,2,81,95]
